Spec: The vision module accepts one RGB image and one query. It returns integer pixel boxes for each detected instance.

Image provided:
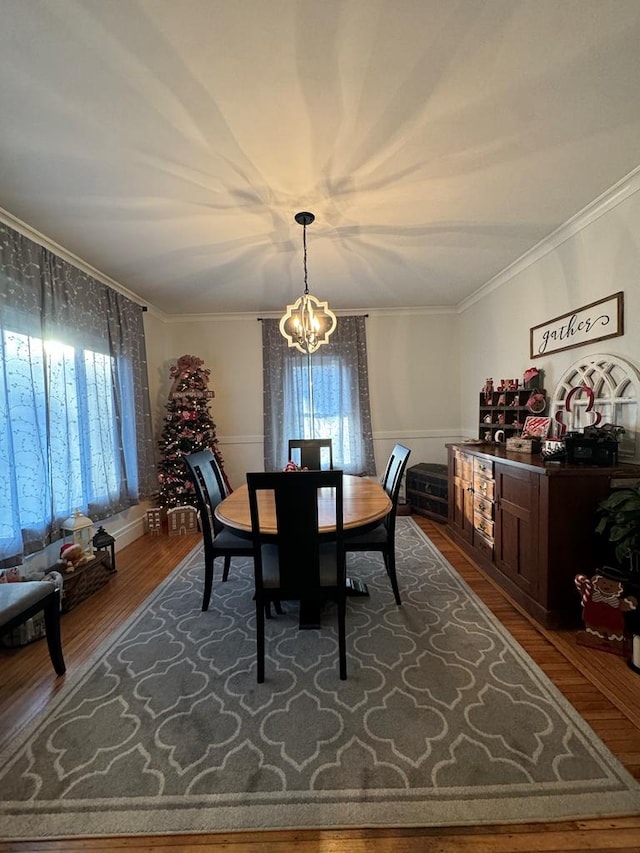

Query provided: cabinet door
[494,463,539,595]
[450,451,474,543]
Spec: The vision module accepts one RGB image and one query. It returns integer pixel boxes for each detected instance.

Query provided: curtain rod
[257,314,368,321]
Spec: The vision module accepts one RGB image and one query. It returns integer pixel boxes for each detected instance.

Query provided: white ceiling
[2,0,640,316]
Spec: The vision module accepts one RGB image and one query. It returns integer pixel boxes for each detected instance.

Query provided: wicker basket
[60,553,115,612]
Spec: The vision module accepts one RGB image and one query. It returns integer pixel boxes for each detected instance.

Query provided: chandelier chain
[302,222,309,295]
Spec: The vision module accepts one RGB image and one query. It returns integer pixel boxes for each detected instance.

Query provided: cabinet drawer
[474,493,494,520]
[473,457,494,479]
[474,511,494,539]
[474,528,494,558]
[473,475,495,501]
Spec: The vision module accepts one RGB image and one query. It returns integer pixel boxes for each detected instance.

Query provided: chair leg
[384,550,402,606]
[338,597,347,680]
[202,559,214,611]
[43,591,66,676]
[222,555,231,582]
[256,597,265,683]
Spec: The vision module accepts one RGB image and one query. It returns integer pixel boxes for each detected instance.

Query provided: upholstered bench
[0,582,66,675]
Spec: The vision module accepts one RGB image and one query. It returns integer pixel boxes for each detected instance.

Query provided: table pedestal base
[346,576,369,597]
[298,578,370,629]
[299,600,321,629]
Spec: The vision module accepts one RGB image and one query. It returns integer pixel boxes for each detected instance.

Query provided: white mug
[494,429,505,443]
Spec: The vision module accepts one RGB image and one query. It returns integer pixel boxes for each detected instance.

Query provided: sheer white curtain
[0,223,157,567]
[262,316,376,475]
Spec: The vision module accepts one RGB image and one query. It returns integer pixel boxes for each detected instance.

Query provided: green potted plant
[595,482,640,577]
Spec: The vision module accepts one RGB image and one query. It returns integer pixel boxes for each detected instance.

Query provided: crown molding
[458,164,640,313]
[0,206,164,317]
[163,305,456,324]
[5,161,640,323]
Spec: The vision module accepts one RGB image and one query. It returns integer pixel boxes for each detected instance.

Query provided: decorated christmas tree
[156,354,230,508]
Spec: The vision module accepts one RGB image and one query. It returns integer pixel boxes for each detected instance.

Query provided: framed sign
[530,292,623,359]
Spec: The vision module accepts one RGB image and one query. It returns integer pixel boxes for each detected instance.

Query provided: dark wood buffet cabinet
[446,443,640,629]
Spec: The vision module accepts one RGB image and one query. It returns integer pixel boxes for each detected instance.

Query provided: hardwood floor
[1,518,639,852]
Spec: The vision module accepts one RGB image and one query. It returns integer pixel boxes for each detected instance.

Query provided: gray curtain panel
[262,316,376,475]
[0,222,156,565]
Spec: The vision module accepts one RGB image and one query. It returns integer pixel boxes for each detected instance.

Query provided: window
[0,329,133,562]
[0,220,157,567]
[262,316,376,474]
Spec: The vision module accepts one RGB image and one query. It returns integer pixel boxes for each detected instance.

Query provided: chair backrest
[288,438,334,470]
[183,450,227,544]
[380,444,411,525]
[246,470,344,598]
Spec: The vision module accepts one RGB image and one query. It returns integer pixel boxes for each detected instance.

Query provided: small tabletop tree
[156,354,230,509]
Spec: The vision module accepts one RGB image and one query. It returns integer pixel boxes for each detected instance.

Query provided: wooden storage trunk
[406,463,448,522]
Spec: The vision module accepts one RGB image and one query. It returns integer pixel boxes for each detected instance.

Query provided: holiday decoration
[156,355,230,509]
[167,505,199,536]
[146,508,162,535]
[575,571,637,656]
[61,509,94,556]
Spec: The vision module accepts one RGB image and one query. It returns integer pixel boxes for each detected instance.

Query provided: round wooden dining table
[215,474,392,624]
[214,473,391,537]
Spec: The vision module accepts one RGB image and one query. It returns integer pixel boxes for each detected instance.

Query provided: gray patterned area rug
[1,519,639,840]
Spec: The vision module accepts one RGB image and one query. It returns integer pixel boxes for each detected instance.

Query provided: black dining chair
[344,443,411,605]
[247,470,346,683]
[288,438,334,470]
[184,450,254,611]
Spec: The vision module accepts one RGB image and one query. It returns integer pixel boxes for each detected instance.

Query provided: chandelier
[279,211,337,354]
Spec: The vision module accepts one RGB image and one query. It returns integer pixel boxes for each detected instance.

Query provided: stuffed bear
[57,542,89,572]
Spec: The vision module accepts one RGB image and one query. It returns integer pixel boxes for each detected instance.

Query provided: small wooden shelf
[479,389,546,441]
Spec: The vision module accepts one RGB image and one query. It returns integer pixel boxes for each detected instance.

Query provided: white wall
[144,309,463,489]
[15,170,640,566]
[458,178,640,437]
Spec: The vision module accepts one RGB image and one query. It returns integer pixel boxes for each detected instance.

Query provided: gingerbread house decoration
[167,505,199,536]
[146,508,163,535]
